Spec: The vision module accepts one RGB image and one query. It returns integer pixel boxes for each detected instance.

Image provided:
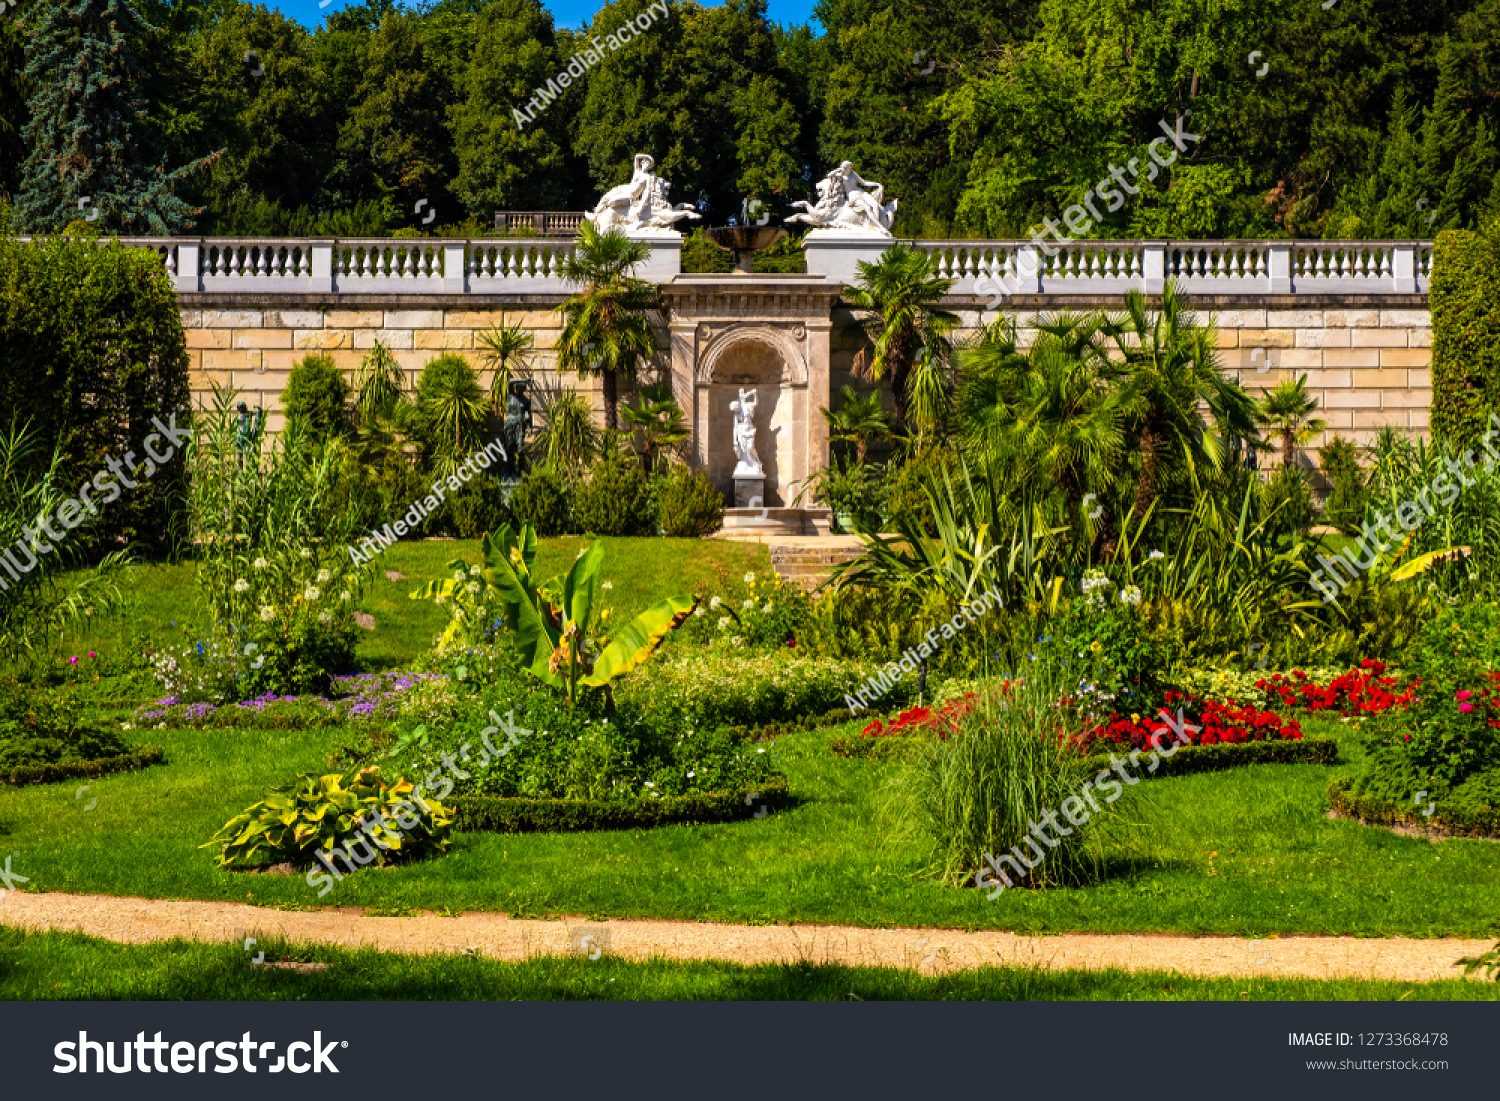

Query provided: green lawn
[2,927,1494,1001]
[38,536,769,675]
[4,713,1499,937]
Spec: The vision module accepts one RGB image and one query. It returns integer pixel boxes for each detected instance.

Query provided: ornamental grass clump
[901,662,1140,890]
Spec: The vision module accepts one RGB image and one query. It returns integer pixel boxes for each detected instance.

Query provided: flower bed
[132,672,450,729]
[860,693,979,739]
[1078,691,1302,754]
[1256,660,1416,717]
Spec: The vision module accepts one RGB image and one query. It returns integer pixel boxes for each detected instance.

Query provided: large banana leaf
[582,595,698,686]
[1387,546,1471,582]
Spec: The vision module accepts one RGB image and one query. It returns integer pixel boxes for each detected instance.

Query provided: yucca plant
[529,377,601,477]
[475,322,536,413]
[354,340,410,424]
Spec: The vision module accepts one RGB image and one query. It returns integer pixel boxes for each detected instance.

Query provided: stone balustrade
[21,236,1433,299]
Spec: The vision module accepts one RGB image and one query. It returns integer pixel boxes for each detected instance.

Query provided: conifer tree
[13,0,218,234]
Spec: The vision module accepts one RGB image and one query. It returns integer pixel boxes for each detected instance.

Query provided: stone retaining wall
[182,292,1431,466]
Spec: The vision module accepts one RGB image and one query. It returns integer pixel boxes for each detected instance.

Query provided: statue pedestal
[733,474,766,509]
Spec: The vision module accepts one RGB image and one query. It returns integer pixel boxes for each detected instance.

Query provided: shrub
[573,455,653,535]
[1262,464,1315,539]
[414,353,487,463]
[282,353,353,443]
[359,663,783,803]
[508,464,571,535]
[1319,435,1370,535]
[884,450,957,535]
[655,465,725,536]
[680,228,734,274]
[444,472,512,539]
[0,234,190,555]
[0,678,130,771]
[1407,599,1500,686]
[617,651,897,731]
[1431,222,1500,448]
[202,766,454,871]
[676,570,812,651]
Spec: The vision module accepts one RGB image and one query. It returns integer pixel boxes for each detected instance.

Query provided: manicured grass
[35,536,769,675]
[4,714,1500,936]
[1,927,1494,1001]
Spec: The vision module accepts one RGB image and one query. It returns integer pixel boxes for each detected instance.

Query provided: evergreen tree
[14,0,218,234]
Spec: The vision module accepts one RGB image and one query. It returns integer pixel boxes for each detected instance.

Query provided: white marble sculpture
[730,388,763,477]
[786,162,897,236]
[585,153,702,236]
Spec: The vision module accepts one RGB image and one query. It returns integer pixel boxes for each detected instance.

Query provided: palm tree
[416,354,487,470]
[821,385,892,464]
[554,222,659,431]
[843,243,958,429]
[475,322,536,413]
[956,311,1129,533]
[353,340,409,425]
[620,381,690,472]
[1255,374,1327,468]
[1107,281,1259,519]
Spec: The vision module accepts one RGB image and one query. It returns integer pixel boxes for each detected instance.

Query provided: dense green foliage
[0,233,190,556]
[1431,221,1500,446]
[282,354,354,443]
[7,0,1499,237]
[573,454,654,535]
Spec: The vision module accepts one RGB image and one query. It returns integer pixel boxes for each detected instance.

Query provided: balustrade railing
[906,239,1432,295]
[18,235,1432,297]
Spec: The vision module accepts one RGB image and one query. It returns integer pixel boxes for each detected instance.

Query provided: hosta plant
[202,766,453,869]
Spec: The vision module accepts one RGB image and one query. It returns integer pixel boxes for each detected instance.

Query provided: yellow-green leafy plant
[201,766,453,869]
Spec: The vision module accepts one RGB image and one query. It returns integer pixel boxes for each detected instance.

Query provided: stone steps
[770,541,867,592]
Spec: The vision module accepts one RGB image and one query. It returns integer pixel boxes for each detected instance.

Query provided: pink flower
[67,656,78,666]
[88,651,96,659]
[1459,703,1475,713]
[1455,690,1473,701]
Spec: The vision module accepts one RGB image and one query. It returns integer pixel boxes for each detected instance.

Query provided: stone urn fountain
[706,226,788,273]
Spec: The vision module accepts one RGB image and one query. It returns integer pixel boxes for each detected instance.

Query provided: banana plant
[426,524,696,705]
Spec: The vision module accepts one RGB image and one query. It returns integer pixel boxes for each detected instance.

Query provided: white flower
[1120,585,1142,607]
[453,570,465,582]
[686,771,695,779]
[233,579,250,593]
[693,607,704,617]
[741,599,754,610]
[300,548,313,559]
[470,565,482,577]
[435,594,447,605]
[252,557,268,570]
[317,569,332,583]
[762,603,773,613]
[464,581,480,594]
[318,610,331,623]
[304,586,321,601]
[644,781,655,788]
[259,605,276,622]
[744,571,756,584]
[602,581,613,590]
[1148,550,1165,561]
[717,616,731,630]
[710,596,722,609]
[340,591,352,602]
[732,636,745,647]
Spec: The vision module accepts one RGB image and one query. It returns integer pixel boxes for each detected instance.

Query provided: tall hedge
[1430,222,1500,447]
[0,233,191,554]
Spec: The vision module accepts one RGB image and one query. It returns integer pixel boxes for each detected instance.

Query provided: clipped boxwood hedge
[449,777,791,833]
[1327,776,1500,839]
[1,745,165,787]
[1431,223,1500,448]
[832,734,1339,774]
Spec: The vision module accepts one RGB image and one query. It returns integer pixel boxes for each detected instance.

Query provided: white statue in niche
[786,161,898,235]
[585,153,701,235]
[730,388,763,477]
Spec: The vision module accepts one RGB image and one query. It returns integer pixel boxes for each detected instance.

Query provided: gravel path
[2,892,1490,982]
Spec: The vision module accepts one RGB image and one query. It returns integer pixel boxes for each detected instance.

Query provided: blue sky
[293,0,823,31]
